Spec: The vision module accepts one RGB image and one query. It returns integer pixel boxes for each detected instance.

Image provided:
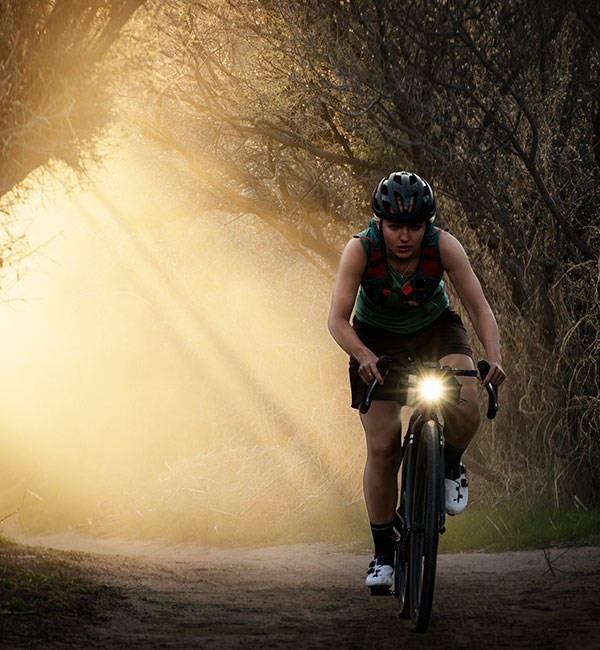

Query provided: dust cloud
[0,145,367,547]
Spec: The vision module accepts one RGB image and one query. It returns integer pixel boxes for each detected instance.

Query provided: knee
[360,401,403,468]
[366,436,401,466]
[459,401,481,433]
[455,380,480,425]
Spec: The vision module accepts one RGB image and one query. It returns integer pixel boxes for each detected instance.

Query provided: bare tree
[0,0,145,197]
[124,1,392,276]
[0,0,144,285]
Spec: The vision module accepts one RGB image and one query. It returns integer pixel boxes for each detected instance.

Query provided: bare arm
[327,238,384,384]
[439,231,506,387]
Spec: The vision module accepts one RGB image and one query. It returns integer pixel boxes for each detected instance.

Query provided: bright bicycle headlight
[402,369,461,407]
[418,376,445,402]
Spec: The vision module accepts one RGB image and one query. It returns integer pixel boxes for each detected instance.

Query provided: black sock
[370,521,395,564]
[444,443,466,479]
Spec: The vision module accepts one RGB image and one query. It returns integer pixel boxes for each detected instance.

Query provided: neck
[387,250,419,275]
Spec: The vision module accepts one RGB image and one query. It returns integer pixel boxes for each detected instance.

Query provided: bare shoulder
[339,236,367,271]
[438,229,470,270]
[438,229,464,251]
[343,235,367,254]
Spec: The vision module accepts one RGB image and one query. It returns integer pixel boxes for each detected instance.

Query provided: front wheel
[409,421,441,633]
[394,495,410,618]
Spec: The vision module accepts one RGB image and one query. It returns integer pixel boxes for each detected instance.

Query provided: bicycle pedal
[369,587,392,597]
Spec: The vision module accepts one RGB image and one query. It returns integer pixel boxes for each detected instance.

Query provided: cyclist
[327,171,505,589]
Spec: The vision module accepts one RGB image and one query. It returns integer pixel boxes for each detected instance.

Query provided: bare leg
[359,400,403,525]
[438,353,481,448]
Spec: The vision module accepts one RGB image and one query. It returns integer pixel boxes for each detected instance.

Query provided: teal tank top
[354,219,450,334]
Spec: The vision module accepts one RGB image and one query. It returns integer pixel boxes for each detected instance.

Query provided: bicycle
[360,357,498,633]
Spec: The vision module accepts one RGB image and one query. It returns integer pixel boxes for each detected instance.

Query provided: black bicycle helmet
[371,171,436,224]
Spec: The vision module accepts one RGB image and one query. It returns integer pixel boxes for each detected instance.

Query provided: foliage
[0,0,144,287]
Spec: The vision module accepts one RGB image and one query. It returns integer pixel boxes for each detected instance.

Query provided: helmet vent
[396,194,415,214]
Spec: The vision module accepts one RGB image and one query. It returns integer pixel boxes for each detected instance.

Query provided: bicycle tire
[394,482,410,618]
[409,420,441,633]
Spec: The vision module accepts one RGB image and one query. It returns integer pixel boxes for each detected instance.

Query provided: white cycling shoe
[365,556,394,589]
[445,464,469,515]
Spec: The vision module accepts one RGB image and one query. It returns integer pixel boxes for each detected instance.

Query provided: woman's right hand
[356,350,385,385]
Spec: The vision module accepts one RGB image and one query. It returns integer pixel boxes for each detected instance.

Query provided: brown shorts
[349,309,473,408]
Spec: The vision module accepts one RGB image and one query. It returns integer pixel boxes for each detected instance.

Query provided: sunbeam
[0,145,366,546]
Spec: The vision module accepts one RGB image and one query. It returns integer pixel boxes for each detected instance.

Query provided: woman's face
[379,219,427,261]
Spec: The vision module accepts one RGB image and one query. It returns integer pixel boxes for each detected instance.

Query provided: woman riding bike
[327,171,505,589]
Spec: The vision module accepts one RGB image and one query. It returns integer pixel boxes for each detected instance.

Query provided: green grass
[439,504,600,553]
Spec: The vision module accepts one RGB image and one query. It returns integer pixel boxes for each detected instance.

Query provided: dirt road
[3,533,600,649]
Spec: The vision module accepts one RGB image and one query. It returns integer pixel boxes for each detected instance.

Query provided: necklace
[387,255,417,277]
[390,267,416,282]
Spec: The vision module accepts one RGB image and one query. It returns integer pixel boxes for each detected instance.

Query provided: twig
[543,546,572,577]
[543,548,556,576]
[0,489,45,526]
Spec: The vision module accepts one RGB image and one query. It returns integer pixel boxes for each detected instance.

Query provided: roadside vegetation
[439,505,600,554]
[0,535,123,646]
